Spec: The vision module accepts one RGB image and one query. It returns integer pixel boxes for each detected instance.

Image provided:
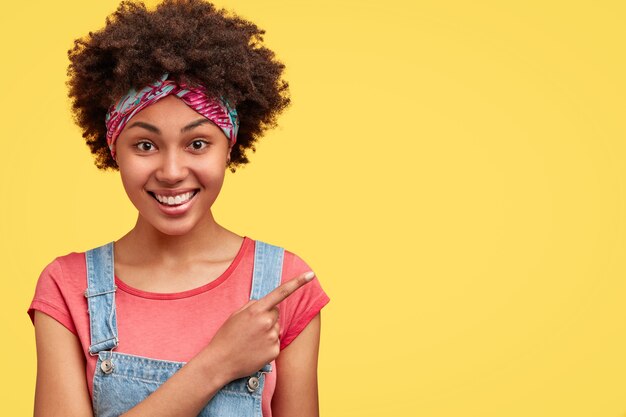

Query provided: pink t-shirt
[27,236,330,417]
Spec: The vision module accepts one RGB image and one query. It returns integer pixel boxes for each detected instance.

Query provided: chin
[157,228,191,236]
[137,214,202,237]
[154,222,198,236]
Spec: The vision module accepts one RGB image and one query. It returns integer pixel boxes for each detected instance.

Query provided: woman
[27,1,330,416]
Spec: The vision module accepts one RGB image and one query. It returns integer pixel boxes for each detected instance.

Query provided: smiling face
[114,95,231,236]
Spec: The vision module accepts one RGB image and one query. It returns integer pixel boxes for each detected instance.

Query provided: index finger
[255,271,315,310]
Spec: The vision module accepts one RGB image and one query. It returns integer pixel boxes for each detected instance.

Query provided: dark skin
[33,282,321,416]
[50,0,310,411]
[33,97,322,416]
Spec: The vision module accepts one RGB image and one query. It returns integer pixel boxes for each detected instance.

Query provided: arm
[272,313,322,417]
[34,311,93,417]
[34,272,316,417]
[119,341,230,416]
[34,310,229,417]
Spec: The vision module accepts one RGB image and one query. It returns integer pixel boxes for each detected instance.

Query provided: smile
[148,190,198,206]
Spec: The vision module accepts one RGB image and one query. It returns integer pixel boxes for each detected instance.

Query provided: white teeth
[154,191,194,206]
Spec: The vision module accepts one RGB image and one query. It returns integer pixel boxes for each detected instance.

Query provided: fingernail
[304,271,315,281]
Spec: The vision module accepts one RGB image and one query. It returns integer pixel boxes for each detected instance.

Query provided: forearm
[120,348,229,417]
[118,271,317,416]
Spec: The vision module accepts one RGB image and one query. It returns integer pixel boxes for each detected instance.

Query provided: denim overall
[84,240,284,417]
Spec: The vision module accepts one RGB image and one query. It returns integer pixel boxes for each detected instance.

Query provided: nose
[155,150,189,184]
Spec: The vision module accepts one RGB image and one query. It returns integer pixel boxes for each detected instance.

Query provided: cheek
[190,157,227,182]
[118,165,149,197]
[196,168,226,189]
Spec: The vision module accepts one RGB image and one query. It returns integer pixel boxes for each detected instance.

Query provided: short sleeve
[27,258,78,335]
[278,251,330,350]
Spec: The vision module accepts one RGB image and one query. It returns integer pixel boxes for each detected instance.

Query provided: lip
[148,189,199,216]
[148,188,199,197]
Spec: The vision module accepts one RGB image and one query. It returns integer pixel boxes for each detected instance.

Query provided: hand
[201,271,316,383]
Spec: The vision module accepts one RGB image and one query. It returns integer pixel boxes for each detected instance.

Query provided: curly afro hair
[67,0,290,172]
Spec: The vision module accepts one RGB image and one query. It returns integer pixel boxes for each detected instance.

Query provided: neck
[116,211,234,265]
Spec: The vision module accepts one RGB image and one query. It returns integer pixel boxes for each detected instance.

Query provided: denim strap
[250,240,284,301]
[250,240,284,373]
[84,242,119,355]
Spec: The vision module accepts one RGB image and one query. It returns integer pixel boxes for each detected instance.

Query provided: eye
[188,139,209,151]
[134,141,155,152]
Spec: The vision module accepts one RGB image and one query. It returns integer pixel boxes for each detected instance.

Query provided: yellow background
[1,0,625,416]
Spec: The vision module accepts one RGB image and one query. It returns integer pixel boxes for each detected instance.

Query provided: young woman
[27,1,330,416]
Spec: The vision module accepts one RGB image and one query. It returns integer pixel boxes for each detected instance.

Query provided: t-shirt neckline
[113,236,251,300]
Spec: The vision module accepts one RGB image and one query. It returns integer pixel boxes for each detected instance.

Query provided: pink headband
[105,74,239,160]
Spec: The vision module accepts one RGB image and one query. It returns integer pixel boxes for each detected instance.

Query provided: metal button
[247,376,260,392]
[101,359,114,374]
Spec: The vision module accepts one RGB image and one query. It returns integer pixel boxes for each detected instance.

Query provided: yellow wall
[2,1,626,415]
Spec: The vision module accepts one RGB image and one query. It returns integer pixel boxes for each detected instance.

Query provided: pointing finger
[255,271,315,311]
[236,299,256,313]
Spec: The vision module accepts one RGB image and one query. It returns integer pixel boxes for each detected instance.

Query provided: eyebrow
[126,118,216,134]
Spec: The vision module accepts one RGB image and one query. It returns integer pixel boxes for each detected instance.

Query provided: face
[114,95,231,236]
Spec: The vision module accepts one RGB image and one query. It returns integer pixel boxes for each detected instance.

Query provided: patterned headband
[105,73,239,160]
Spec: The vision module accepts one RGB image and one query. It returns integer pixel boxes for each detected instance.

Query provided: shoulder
[29,250,89,334]
[250,238,316,281]
[49,241,115,274]
[251,241,330,350]
[32,249,90,305]
[39,250,87,284]
[251,238,327,298]
[281,248,316,282]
